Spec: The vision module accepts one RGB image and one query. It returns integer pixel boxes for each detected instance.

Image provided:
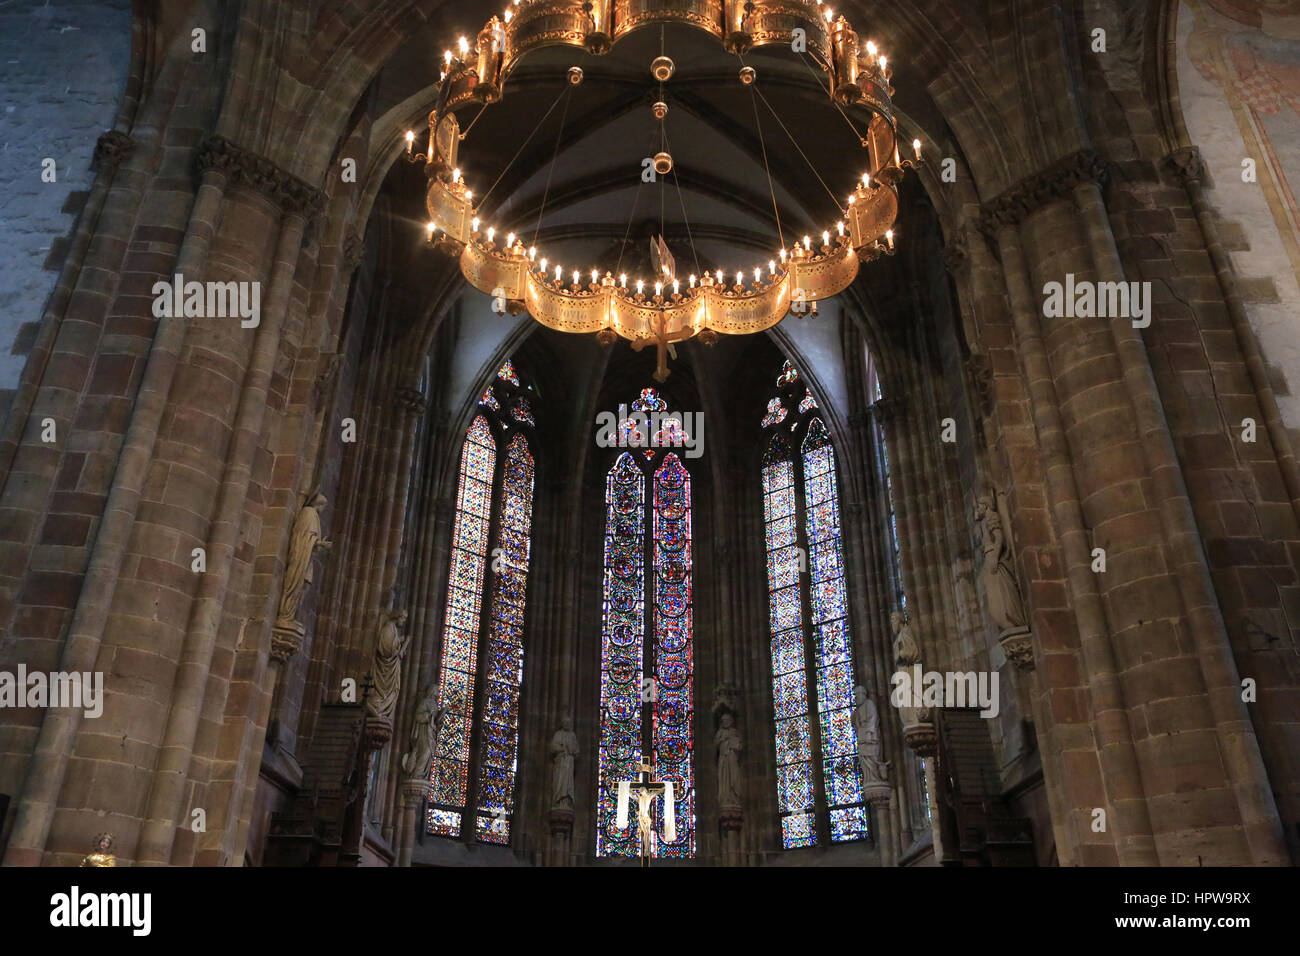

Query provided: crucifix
[615,756,675,866]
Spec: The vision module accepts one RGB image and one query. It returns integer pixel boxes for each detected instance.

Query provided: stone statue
[276,493,332,631]
[976,490,1027,634]
[549,716,579,809]
[80,832,116,867]
[853,686,889,784]
[365,608,410,724]
[715,712,743,809]
[891,610,920,668]
[400,681,442,781]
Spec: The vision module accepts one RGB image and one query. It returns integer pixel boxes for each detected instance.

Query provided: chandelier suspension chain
[457,102,490,141]
[477,82,571,212]
[613,124,661,280]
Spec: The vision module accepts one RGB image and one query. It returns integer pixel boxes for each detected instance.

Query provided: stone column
[1,148,232,867]
[397,778,427,867]
[547,808,574,867]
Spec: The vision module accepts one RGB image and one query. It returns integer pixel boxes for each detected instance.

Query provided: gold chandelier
[417,0,920,379]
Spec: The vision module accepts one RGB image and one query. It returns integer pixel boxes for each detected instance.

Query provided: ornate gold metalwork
[422,0,915,376]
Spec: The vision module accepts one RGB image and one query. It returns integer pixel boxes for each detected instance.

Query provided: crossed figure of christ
[615,757,675,862]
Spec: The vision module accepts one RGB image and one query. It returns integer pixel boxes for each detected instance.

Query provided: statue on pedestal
[976,489,1027,635]
[853,686,889,785]
[891,610,920,667]
[276,493,332,634]
[400,681,443,782]
[549,716,579,809]
[715,712,743,809]
[365,608,410,725]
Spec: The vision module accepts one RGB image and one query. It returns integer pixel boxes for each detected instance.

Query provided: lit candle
[715,269,723,284]
[769,259,776,275]
[405,130,415,153]
[555,265,562,280]
[822,230,830,247]
[444,50,452,66]
[620,273,627,288]
[885,229,894,249]
[472,217,480,232]
[837,221,845,236]
[528,246,536,260]
[779,248,787,262]
[572,270,580,285]
[637,279,644,294]
[486,227,495,243]
[458,36,469,56]
[506,232,515,247]
[754,266,761,283]
[866,41,877,58]
[504,8,512,22]
[592,269,599,284]
[735,271,743,286]
[689,274,696,288]
[673,279,680,295]
[540,257,548,272]
[655,281,663,296]
[879,55,887,72]
[862,172,870,189]
[465,190,472,201]
[452,167,461,183]
[848,194,856,204]
[803,236,812,250]
[426,222,436,240]
[913,138,922,161]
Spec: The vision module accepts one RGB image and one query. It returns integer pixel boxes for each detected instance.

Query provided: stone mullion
[1,159,232,867]
[892,383,942,669]
[532,476,569,864]
[997,220,1157,865]
[739,458,775,862]
[0,133,137,488]
[134,201,310,867]
[1076,181,1288,865]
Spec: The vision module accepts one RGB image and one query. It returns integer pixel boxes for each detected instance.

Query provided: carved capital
[270,620,304,664]
[93,130,134,170]
[943,228,969,275]
[999,627,1035,671]
[342,231,366,272]
[870,396,905,428]
[1165,146,1207,188]
[195,135,326,219]
[902,720,938,757]
[395,386,425,416]
[964,353,994,419]
[976,149,1108,240]
[548,807,575,836]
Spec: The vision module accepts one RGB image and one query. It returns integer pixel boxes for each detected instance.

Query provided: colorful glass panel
[497,359,520,385]
[802,417,867,842]
[472,434,534,844]
[651,453,695,857]
[596,453,646,857]
[762,398,788,428]
[429,415,496,836]
[511,398,535,426]
[777,360,800,387]
[631,387,668,412]
[479,387,500,410]
[799,389,818,413]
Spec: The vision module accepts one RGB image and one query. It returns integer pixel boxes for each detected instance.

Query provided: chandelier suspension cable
[457,102,490,141]
[475,80,572,213]
[661,125,703,278]
[793,50,869,146]
[739,57,786,254]
[746,77,846,221]
[613,125,660,280]
[529,82,577,246]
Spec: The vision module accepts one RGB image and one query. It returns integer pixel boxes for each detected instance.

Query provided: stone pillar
[547,808,574,867]
[719,808,743,867]
[902,718,940,862]
[397,778,427,867]
[1,150,232,867]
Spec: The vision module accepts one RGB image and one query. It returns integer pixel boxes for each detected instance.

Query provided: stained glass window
[777,360,800,387]
[428,360,536,844]
[511,398,535,426]
[597,399,697,858]
[761,364,869,849]
[480,387,500,410]
[497,359,520,385]
[762,398,788,428]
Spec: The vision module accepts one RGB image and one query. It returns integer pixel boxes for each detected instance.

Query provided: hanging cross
[615,756,675,866]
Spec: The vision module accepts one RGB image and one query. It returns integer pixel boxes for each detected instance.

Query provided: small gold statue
[80,832,116,867]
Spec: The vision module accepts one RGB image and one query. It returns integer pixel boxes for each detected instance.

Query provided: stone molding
[1165,146,1207,188]
[93,130,134,169]
[195,134,326,219]
[976,149,1108,240]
